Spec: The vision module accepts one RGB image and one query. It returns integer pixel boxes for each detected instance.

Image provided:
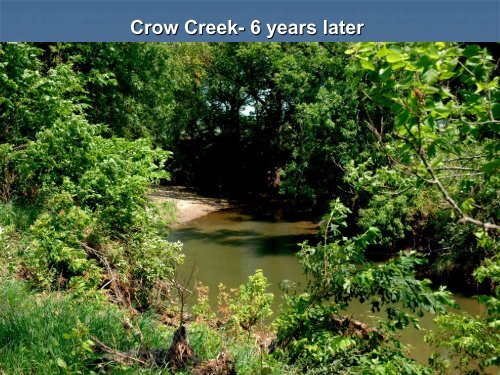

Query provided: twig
[91,335,148,366]
[419,152,499,230]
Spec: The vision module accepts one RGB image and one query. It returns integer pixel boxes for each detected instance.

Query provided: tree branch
[418,151,499,231]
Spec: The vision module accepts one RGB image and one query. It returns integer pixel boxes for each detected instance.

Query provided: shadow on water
[171,227,317,256]
[167,208,317,315]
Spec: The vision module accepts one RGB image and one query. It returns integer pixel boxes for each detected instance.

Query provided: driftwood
[92,327,241,374]
[269,314,385,354]
[330,315,384,341]
[193,349,237,375]
[91,335,148,366]
[91,325,198,371]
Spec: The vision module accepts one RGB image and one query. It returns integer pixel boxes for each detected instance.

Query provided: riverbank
[150,186,231,226]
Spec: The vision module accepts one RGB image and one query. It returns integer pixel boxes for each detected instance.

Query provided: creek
[167,208,485,364]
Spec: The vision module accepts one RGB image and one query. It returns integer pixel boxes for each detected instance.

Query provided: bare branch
[419,151,499,231]
[435,167,479,172]
[444,154,489,163]
[438,172,485,179]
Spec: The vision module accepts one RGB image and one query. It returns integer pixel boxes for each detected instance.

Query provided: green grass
[0,279,297,374]
[0,280,173,374]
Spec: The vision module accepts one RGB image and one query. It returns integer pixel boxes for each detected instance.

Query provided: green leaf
[422,68,438,83]
[481,159,500,173]
[56,358,67,369]
[386,51,404,63]
[360,59,376,71]
[460,198,475,214]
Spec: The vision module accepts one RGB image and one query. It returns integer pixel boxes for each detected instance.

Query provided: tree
[348,42,499,374]
[0,42,182,307]
[272,199,453,373]
[348,42,499,231]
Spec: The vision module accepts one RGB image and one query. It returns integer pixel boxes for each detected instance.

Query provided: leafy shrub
[1,45,181,304]
[273,199,454,373]
[426,258,500,374]
[15,116,170,232]
[358,194,411,248]
[10,115,181,297]
[227,269,274,332]
[24,192,101,290]
[128,236,183,308]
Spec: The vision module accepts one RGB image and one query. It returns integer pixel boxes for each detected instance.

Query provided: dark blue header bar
[1,1,499,42]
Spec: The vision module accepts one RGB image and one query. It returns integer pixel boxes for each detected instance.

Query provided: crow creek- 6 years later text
[130,19,365,38]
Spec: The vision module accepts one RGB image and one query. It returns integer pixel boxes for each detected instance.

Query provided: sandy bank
[150,186,230,226]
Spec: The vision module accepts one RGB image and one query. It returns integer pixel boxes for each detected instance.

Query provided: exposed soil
[150,186,231,226]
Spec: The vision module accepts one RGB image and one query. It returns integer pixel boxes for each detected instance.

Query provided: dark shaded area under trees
[23,43,368,205]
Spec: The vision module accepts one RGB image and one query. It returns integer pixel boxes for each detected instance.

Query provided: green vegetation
[0,42,498,374]
[0,280,170,374]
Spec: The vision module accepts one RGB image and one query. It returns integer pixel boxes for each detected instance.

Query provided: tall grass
[0,281,298,374]
[0,280,172,374]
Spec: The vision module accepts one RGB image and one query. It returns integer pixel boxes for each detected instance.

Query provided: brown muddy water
[167,208,486,365]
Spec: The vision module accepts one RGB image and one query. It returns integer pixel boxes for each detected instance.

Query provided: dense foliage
[271,199,453,374]
[0,42,498,374]
[0,42,182,304]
